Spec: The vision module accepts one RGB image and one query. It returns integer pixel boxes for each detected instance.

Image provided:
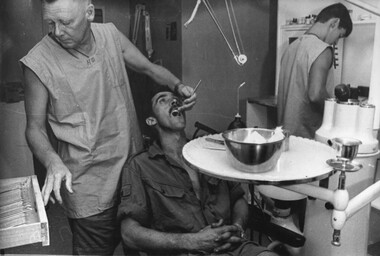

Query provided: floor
[2,202,123,255]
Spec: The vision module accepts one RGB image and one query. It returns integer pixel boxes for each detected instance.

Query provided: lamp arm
[281,183,350,210]
[345,179,380,218]
[282,184,335,204]
[281,177,380,247]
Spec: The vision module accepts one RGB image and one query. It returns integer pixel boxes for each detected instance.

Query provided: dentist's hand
[175,84,197,112]
[42,161,73,205]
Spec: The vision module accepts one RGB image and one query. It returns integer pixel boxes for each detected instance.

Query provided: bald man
[20,0,196,254]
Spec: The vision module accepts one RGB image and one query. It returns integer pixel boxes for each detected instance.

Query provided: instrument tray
[0,175,49,249]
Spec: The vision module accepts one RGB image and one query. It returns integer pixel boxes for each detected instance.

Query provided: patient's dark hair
[145,84,172,119]
[316,3,353,37]
[141,85,172,145]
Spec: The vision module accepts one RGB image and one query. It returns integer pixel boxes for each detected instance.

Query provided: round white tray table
[183,134,336,185]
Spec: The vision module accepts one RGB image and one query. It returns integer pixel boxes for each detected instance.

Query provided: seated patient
[117,87,280,256]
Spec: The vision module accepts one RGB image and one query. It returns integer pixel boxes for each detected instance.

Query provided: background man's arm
[308,48,333,111]
[23,66,73,205]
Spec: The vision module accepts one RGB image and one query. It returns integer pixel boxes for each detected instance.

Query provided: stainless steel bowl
[222,128,285,173]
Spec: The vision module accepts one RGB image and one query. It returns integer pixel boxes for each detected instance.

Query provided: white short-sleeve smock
[277,34,334,139]
[20,23,143,218]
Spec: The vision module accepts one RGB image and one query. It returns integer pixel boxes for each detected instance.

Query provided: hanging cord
[184,0,247,65]
[203,0,237,59]
[227,0,246,65]
[225,0,241,56]
[229,0,245,55]
[203,0,246,65]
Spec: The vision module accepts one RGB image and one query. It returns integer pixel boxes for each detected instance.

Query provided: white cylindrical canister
[332,102,359,136]
[356,104,379,153]
[322,98,337,130]
[315,98,337,144]
[357,104,375,136]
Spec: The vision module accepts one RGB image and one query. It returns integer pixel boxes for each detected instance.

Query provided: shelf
[281,19,376,30]
[247,96,277,108]
[281,24,311,30]
[353,19,377,25]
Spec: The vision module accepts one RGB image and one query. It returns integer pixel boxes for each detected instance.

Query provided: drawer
[0,175,49,249]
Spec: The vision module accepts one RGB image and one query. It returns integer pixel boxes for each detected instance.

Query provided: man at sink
[277,3,353,139]
[117,86,282,256]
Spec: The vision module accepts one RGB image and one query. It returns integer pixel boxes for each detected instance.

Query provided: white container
[315,99,379,154]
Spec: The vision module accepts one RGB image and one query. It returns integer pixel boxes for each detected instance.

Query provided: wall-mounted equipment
[166,22,177,41]
[132,4,153,59]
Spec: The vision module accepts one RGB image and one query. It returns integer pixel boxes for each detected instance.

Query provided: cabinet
[246,96,277,129]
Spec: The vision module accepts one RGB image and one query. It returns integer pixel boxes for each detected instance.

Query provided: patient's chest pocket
[146,181,194,231]
[147,182,185,200]
[159,185,185,198]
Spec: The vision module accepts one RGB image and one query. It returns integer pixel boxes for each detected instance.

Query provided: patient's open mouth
[169,106,181,117]
[169,98,183,117]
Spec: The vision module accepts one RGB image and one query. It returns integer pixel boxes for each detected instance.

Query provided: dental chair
[248,185,306,250]
[192,121,219,139]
